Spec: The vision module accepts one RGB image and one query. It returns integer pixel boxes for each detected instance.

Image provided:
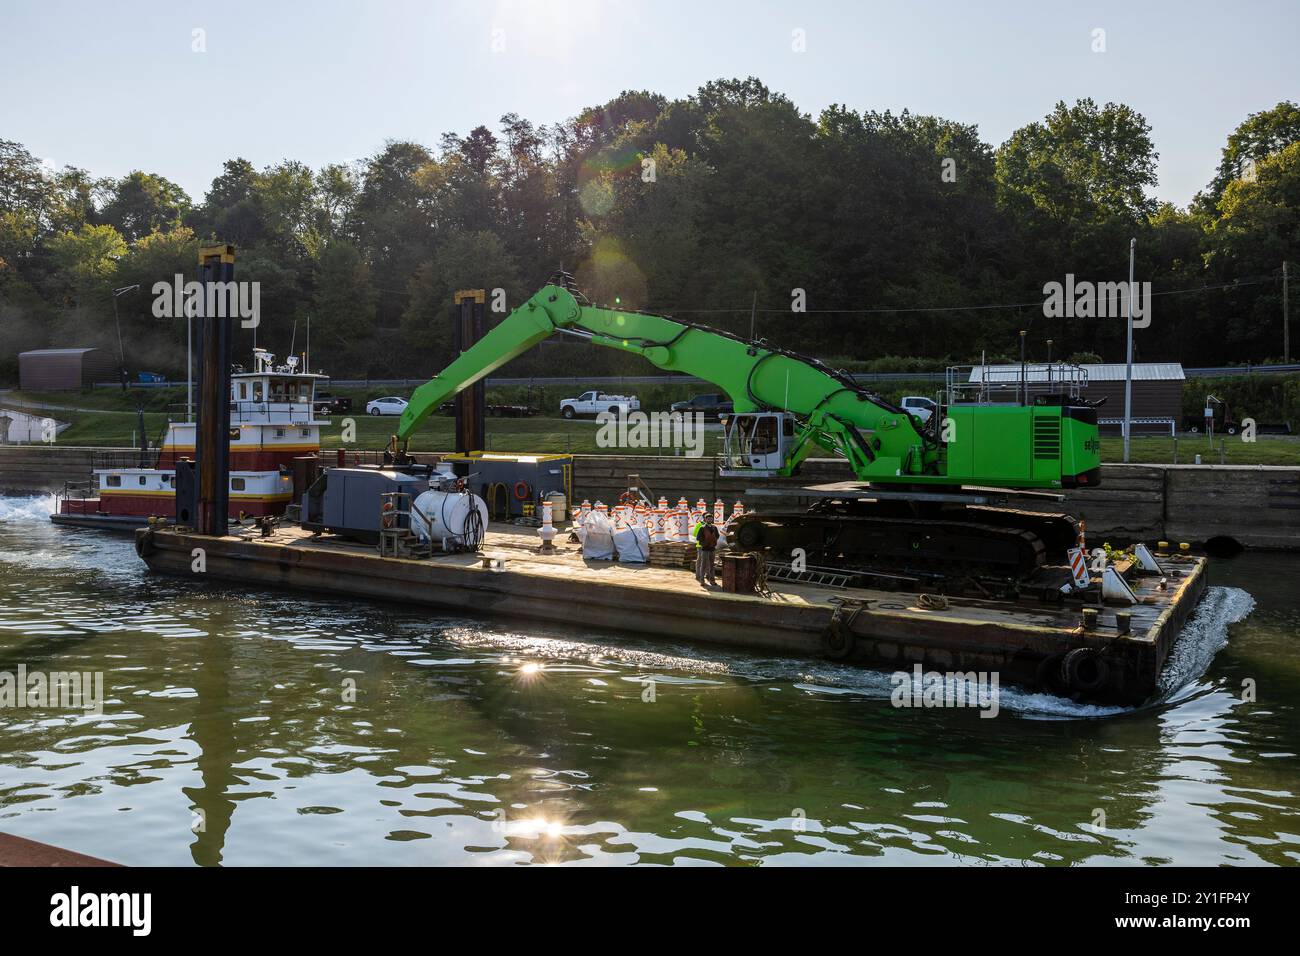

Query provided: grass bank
[4,386,1297,464]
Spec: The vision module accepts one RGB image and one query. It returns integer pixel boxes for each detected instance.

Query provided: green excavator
[387,273,1102,585]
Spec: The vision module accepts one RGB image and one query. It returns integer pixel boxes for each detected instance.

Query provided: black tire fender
[1035,653,1067,694]
[822,618,855,660]
[135,527,156,559]
[1062,647,1109,694]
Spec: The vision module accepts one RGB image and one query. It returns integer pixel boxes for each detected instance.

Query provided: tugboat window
[107,475,121,487]
[231,478,246,491]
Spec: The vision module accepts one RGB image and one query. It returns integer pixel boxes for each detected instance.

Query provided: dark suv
[313,393,353,415]
[670,393,734,419]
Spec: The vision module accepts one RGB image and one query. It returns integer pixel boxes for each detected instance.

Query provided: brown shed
[18,348,118,391]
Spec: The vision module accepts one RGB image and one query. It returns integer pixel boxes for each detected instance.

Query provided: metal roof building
[968,363,1186,384]
[968,363,1186,433]
[18,348,117,391]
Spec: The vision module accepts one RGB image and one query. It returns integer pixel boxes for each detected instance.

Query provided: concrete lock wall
[0,445,107,494]
[567,454,1300,551]
[1,445,1297,550]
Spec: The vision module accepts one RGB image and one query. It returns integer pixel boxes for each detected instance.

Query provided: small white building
[0,407,70,444]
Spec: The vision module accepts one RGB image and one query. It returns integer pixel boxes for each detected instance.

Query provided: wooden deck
[134,521,1207,705]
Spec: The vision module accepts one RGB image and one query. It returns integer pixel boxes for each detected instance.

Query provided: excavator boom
[393,277,1100,492]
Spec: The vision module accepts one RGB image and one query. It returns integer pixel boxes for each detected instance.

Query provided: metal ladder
[377,492,432,559]
[765,562,854,589]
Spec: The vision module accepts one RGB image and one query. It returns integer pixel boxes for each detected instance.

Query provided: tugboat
[52,349,328,530]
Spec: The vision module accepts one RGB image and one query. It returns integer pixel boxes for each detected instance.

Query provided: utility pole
[1124,238,1136,464]
[186,292,196,422]
[1285,260,1290,364]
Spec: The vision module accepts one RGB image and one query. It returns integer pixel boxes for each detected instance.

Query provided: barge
[134,520,1207,706]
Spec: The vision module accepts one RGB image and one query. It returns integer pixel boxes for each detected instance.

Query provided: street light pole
[111,284,144,462]
[111,284,140,394]
[1124,239,1136,464]
[1019,330,1027,406]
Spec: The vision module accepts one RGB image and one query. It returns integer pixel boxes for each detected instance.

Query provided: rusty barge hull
[133,523,1208,706]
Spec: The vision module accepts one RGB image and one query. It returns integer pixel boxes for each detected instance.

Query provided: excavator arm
[391,278,936,480]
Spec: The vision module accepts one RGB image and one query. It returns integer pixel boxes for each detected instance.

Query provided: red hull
[154,449,314,471]
[60,495,288,520]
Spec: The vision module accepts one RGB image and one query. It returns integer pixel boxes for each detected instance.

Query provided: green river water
[0,494,1296,866]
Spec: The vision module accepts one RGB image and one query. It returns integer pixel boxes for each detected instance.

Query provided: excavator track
[731,503,1079,582]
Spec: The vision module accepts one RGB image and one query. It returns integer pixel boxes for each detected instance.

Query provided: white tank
[411,489,489,548]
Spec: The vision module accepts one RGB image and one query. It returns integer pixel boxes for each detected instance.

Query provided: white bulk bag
[614,525,650,563]
[582,511,616,560]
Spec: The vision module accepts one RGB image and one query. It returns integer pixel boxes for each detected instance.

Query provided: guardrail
[1099,417,1177,437]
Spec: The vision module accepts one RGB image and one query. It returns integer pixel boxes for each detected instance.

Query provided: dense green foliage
[2,81,1297,384]
[1179,374,1300,426]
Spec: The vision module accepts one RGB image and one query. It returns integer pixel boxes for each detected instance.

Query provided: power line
[646,274,1282,317]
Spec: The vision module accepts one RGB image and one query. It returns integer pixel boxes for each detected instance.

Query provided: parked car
[670,393,734,419]
[900,395,938,424]
[560,390,640,419]
[314,392,352,415]
[366,396,409,416]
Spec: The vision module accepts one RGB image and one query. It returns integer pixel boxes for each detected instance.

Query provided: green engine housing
[941,401,1101,488]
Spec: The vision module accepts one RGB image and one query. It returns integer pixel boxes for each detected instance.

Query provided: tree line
[2,78,1297,384]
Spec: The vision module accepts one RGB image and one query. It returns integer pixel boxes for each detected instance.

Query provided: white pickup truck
[560,390,641,419]
[900,395,938,424]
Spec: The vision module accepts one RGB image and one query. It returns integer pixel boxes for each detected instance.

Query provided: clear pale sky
[2,0,1296,206]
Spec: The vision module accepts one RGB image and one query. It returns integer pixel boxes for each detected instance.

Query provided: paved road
[0,392,148,417]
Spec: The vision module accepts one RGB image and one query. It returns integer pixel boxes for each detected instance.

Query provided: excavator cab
[721,412,793,476]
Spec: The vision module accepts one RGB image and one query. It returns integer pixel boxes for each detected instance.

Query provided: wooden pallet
[648,541,696,569]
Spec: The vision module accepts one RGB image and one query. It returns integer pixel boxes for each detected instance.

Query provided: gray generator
[301,467,430,542]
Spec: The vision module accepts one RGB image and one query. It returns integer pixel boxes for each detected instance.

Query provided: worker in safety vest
[693,513,719,586]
